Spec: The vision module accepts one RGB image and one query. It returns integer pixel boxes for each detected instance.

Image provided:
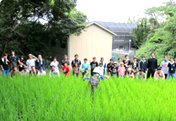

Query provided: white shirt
[93,66,104,76]
[49,70,60,77]
[38,71,46,76]
[26,58,36,71]
[50,61,59,72]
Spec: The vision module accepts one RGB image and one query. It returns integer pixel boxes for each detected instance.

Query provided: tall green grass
[0,74,176,121]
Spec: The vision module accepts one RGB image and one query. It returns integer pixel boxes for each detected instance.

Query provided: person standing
[61,55,70,68]
[99,57,106,75]
[0,53,10,76]
[111,62,118,77]
[26,54,37,71]
[18,55,26,72]
[36,55,45,71]
[167,57,176,80]
[9,50,18,71]
[160,56,170,79]
[118,62,125,78]
[139,56,147,73]
[123,55,131,75]
[117,58,122,69]
[71,54,81,75]
[107,59,114,75]
[131,57,138,76]
[82,58,89,76]
[90,57,98,76]
[50,57,60,73]
[147,52,158,79]
[61,62,70,76]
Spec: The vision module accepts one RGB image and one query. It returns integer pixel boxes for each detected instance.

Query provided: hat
[139,69,144,72]
[157,67,162,70]
[99,62,103,65]
[113,61,117,64]
[142,56,145,58]
[170,57,174,59]
[128,68,132,71]
[24,66,27,69]
[21,55,24,58]
[51,65,55,67]
[120,62,124,65]
[85,68,88,70]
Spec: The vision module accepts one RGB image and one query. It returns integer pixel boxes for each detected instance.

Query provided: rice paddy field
[1,74,176,121]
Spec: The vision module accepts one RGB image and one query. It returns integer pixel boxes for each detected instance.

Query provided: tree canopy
[130,0,176,64]
[0,0,86,57]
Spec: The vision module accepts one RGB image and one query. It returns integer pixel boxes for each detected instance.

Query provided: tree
[0,0,86,57]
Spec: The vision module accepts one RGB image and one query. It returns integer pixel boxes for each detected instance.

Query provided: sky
[76,0,174,23]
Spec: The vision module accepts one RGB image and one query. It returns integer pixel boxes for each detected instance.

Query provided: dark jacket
[139,60,147,72]
[147,58,157,70]
[36,59,45,70]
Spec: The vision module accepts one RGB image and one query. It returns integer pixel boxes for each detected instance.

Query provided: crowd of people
[0,51,176,80]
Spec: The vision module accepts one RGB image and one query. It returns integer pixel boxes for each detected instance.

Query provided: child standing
[90,57,98,76]
[118,62,125,78]
[61,62,70,76]
[167,57,176,80]
[74,63,79,77]
[111,62,118,77]
[82,58,89,76]
[131,57,138,76]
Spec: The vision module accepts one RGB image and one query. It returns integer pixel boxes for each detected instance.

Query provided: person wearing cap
[111,62,118,77]
[61,62,70,76]
[147,52,158,78]
[10,66,20,77]
[0,53,10,76]
[50,56,60,73]
[107,59,114,76]
[131,57,138,76]
[81,58,89,76]
[36,55,45,71]
[139,56,147,73]
[37,67,46,76]
[123,55,131,75]
[71,54,81,75]
[90,57,98,76]
[18,55,26,72]
[127,68,134,79]
[154,67,165,80]
[160,56,170,79]
[20,66,29,76]
[118,62,125,78]
[61,55,70,68]
[167,57,176,80]
[26,54,38,71]
[9,50,19,71]
[99,57,106,75]
[136,69,146,80]
[50,65,60,77]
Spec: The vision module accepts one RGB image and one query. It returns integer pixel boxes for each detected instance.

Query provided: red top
[62,66,70,75]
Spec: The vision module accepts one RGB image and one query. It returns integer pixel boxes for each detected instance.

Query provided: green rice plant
[1,74,176,121]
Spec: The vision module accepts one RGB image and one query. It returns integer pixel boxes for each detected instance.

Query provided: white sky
[76,0,174,23]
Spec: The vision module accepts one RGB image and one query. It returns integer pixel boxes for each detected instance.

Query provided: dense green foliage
[1,75,176,120]
[0,0,86,57]
[130,1,176,63]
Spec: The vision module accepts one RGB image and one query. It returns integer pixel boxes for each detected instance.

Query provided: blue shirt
[11,55,18,62]
[82,63,89,72]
